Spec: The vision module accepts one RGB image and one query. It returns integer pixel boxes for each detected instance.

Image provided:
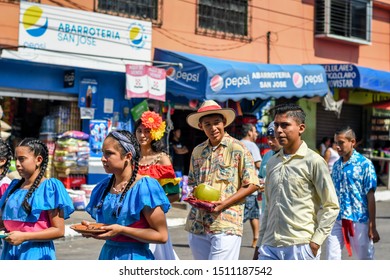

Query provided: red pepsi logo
[165,67,176,79]
[210,75,224,92]
[292,72,303,88]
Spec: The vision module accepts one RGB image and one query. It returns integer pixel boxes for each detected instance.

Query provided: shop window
[96,0,162,25]
[315,0,372,45]
[197,0,250,41]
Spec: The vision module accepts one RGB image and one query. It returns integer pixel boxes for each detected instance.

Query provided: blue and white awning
[323,64,390,94]
[154,48,329,102]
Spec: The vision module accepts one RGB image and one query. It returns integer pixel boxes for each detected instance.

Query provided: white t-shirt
[241,139,262,196]
[327,148,340,173]
[241,139,262,163]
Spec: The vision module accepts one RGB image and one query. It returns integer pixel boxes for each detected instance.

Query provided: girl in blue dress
[0,138,74,260]
[0,138,13,256]
[85,130,171,260]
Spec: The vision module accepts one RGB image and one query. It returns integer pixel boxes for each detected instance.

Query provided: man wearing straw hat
[185,100,261,260]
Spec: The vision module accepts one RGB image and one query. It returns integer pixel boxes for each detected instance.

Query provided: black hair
[242,123,255,137]
[134,118,166,153]
[335,126,356,140]
[98,130,140,217]
[2,138,48,215]
[0,138,13,181]
[272,103,306,124]
[321,136,331,144]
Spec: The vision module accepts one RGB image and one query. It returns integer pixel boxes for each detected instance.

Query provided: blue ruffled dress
[0,178,75,260]
[86,176,171,260]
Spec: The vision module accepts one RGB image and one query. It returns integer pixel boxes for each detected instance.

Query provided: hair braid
[18,138,49,214]
[116,130,140,215]
[0,138,13,181]
[98,130,141,216]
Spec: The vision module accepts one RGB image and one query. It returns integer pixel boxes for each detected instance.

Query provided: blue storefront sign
[154,48,329,101]
[323,64,390,94]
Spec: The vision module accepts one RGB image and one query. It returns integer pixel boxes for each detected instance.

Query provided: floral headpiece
[140,111,166,141]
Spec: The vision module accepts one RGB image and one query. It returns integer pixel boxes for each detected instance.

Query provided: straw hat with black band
[186,100,236,130]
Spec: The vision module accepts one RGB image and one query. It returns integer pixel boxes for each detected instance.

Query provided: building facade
[0,0,389,183]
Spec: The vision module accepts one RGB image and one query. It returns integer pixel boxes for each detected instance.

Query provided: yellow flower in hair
[150,121,166,141]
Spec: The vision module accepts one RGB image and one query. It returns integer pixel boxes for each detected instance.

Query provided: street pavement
[55,189,390,260]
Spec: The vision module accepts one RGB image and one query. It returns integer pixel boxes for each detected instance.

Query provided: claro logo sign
[23,5,48,37]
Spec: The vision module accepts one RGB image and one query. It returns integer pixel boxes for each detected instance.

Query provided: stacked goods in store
[53,130,90,189]
[50,105,71,134]
[67,188,87,210]
[69,102,81,131]
[41,102,80,136]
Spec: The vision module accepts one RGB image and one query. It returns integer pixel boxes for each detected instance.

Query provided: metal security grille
[315,0,372,44]
[316,102,363,147]
[97,0,161,24]
[197,0,250,40]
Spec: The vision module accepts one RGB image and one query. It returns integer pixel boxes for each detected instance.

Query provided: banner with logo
[125,65,166,101]
[130,100,149,121]
[18,2,151,71]
[126,65,149,98]
[153,48,329,102]
[89,119,109,157]
[147,66,166,101]
[79,79,98,108]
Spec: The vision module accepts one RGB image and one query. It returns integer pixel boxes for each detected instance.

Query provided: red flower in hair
[141,111,162,130]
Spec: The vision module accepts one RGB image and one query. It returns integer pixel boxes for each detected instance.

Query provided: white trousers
[188,232,242,260]
[326,220,374,260]
[150,234,180,260]
[258,244,321,260]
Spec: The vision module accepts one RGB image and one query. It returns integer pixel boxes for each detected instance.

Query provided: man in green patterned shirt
[185,100,260,260]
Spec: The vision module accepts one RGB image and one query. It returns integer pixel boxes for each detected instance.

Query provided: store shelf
[370,117,390,141]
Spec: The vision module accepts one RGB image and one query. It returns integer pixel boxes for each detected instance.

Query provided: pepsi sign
[154,48,329,102]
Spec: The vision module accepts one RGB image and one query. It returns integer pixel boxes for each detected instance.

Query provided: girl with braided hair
[84,130,171,260]
[0,138,74,260]
[0,138,13,256]
[0,138,12,197]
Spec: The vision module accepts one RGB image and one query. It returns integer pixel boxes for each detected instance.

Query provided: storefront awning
[323,64,390,94]
[153,49,329,102]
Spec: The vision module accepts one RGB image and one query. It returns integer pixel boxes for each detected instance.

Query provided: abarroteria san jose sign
[19,2,151,62]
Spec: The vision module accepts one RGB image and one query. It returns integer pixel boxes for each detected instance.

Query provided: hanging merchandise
[322,91,344,118]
